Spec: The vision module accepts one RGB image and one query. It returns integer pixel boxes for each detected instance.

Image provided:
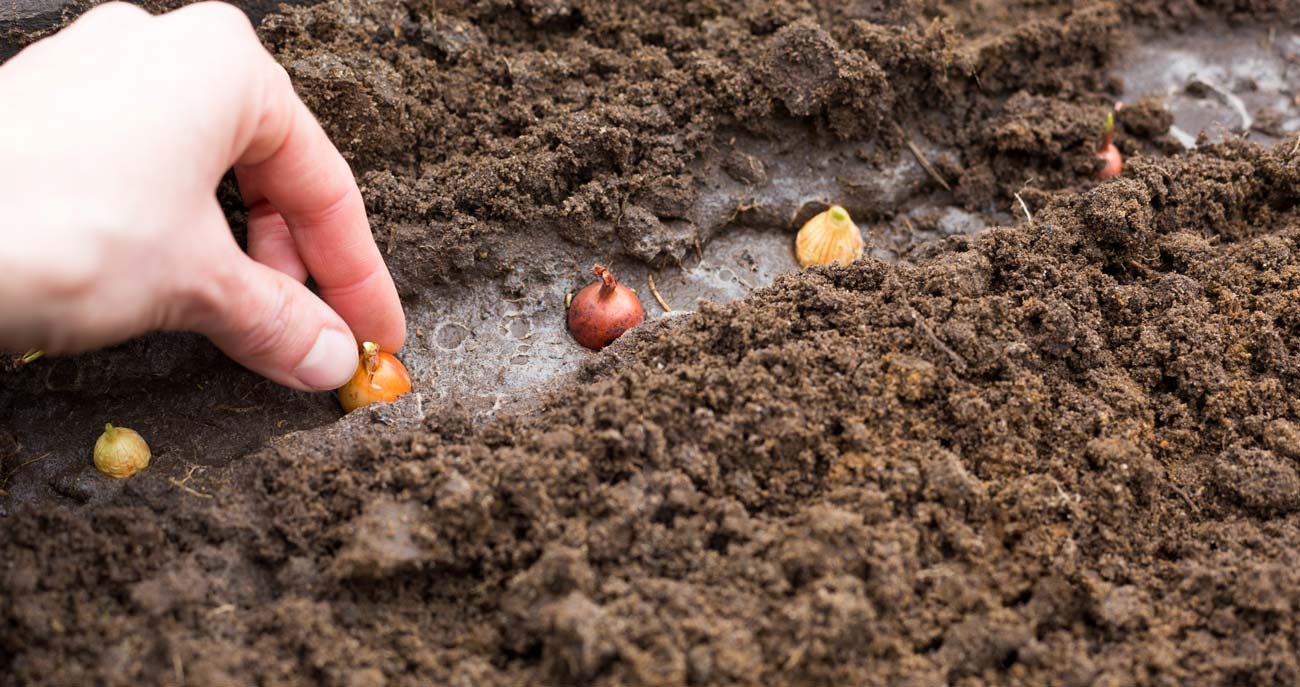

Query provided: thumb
[195,249,360,392]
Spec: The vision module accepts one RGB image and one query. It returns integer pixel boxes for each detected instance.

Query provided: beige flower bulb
[795,205,864,268]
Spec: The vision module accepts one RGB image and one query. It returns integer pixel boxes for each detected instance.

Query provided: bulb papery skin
[338,343,412,413]
[1097,144,1122,180]
[796,205,864,268]
[1097,110,1122,180]
[93,424,151,479]
[568,265,645,350]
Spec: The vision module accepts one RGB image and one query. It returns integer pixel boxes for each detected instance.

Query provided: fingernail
[294,328,357,390]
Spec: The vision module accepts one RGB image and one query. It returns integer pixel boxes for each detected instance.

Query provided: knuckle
[303,184,361,230]
[153,3,264,79]
[172,3,261,61]
[170,252,236,333]
[33,249,99,302]
[268,61,292,88]
[259,60,297,133]
[192,2,257,34]
[83,2,149,22]
[240,276,297,361]
[190,257,296,362]
[265,61,297,106]
[317,263,381,303]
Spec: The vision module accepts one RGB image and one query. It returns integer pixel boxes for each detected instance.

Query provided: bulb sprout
[360,341,380,377]
[593,265,617,294]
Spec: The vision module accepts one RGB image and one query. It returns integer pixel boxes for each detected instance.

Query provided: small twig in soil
[172,649,184,686]
[647,273,673,313]
[169,465,213,499]
[238,378,271,402]
[907,307,968,372]
[0,452,50,489]
[214,405,262,414]
[1126,259,1153,277]
[724,268,755,291]
[1168,481,1200,514]
[1013,192,1033,223]
[1053,480,1081,509]
[614,191,627,227]
[727,200,759,227]
[893,121,952,191]
[783,643,807,670]
[387,225,397,255]
[1292,135,1300,157]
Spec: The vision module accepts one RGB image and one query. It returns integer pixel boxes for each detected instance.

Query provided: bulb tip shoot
[592,264,617,290]
[1100,107,1120,149]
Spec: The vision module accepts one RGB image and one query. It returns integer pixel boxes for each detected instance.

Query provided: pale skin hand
[0,1,405,391]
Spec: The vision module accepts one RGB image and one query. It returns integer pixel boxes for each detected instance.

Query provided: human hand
[0,1,405,391]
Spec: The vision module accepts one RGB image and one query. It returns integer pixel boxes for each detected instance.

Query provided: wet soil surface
[4,0,1300,684]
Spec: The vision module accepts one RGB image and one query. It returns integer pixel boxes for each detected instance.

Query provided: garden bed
[3,0,1300,684]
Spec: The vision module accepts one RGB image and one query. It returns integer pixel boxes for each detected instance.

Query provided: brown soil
[4,0,1300,685]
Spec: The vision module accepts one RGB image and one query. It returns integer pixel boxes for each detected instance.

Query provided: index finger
[232,62,405,353]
